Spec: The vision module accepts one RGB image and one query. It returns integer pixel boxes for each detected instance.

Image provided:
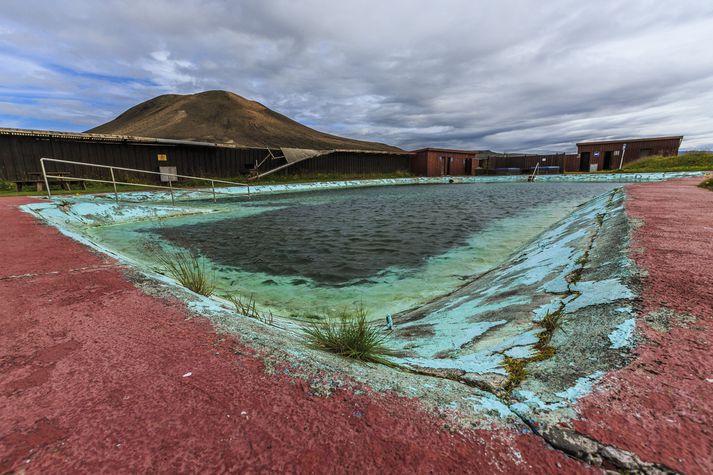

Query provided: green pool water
[88,182,619,319]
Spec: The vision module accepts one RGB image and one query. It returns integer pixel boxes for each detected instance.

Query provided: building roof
[0,127,412,155]
[576,136,683,146]
[411,147,485,154]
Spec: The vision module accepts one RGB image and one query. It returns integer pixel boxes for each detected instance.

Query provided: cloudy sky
[1,0,712,151]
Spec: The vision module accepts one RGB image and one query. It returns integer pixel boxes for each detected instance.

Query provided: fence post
[109,167,119,204]
[40,158,52,199]
[168,178,175,206]
[211,180,216,202]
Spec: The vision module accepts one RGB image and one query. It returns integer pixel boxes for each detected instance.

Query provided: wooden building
[576,136,683,172]
[0,128,413,183]
[411,148,482,176]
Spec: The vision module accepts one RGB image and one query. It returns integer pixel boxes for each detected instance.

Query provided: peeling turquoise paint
[532,301,562,322]
[504,346,536,358]
[608,317,636,349]
[566,279,635,313]
[394,351,507,375]
[471,394,515,418]
[555,371,605,403]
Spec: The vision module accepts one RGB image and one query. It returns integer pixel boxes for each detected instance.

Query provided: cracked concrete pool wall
[390,188,640,421]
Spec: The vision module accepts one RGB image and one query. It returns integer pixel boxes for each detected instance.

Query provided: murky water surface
[93,182,619,317]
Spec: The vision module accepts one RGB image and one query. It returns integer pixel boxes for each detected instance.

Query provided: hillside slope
[88,90,400,151]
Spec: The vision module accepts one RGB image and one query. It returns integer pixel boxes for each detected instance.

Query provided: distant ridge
[88,90,401,152]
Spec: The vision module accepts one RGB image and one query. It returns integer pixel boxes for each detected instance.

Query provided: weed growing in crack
[226,293,274,325]
[539,310,562,337]
[500,309,564,396]
[501,356,528,396]
[303,305,396,365]
[154,248,216,296]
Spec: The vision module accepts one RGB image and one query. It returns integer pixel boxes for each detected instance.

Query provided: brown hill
[88,90,400,151]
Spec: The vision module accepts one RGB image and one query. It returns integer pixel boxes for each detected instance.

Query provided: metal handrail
[40,157,250,205]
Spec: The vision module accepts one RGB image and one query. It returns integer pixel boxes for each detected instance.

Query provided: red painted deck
[1,176,711,473]
[574,177,713,474]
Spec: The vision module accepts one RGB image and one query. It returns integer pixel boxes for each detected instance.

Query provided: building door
[579,152,590,172]
[603,151,612,170]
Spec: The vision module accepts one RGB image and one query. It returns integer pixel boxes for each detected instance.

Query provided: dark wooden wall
[480,153,570,173]
[0,134,412,182]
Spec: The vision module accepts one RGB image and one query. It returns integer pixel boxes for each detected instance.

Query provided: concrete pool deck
[1,176,712,473]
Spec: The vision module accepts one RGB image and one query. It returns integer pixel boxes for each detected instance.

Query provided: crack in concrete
[512,408,678,474]
[0,264,123,281]
[497,190,618,395]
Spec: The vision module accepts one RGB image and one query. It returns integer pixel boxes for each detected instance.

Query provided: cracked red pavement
[574,177,713,474]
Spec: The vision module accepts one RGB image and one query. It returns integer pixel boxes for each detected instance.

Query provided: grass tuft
[539,310,562,335]
[698,176,713,191]
[155,249,216,296]
[303,306,396,365]
[226,293,274,325]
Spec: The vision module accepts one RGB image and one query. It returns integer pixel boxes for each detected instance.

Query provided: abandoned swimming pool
[20,173,706,425]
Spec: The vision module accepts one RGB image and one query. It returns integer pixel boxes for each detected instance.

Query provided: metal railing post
[168,178,175,206]
[109,167,119,204]
[40,158,52,199]
[37,158,250,203]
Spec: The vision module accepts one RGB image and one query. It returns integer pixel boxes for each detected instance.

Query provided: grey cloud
[1,0,712,150]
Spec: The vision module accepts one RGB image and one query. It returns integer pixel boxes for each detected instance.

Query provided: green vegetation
[225,293,274,325]
[698,176,713,191]
[500,308,563,397]
[303,306,396,365]
[538,310,563,339]
[501,357,528,395]
[0,179,15,192]
[618,152,713,173]
[154,249,216,296]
